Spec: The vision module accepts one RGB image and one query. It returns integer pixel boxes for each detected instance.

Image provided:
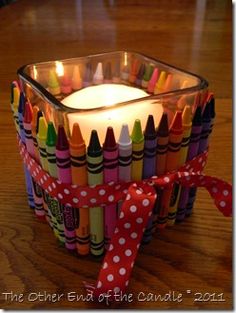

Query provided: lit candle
[62,84,164,143]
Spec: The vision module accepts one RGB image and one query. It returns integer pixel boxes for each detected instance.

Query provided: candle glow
[62,84,164,144]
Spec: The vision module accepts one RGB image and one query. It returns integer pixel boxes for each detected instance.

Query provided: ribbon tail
[85,182,157,301]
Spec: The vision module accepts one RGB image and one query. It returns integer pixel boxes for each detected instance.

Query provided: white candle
[62,84,164,144]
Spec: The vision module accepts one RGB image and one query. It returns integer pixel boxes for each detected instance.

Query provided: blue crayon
[186,96,215,216]
[18,93,35,209]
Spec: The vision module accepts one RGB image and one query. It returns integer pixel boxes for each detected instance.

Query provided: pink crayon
[103,127,118,249]
[147,68,159,93]
[56,125,76,251]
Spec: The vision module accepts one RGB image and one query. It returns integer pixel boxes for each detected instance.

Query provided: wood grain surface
[0,0,232,309]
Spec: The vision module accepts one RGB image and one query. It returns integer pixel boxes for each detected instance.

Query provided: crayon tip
[147,68,158,92]
[170,111,182,130]
[137,63,146,80]
[18,92,25,115]
[70,123,84,147]
[104,127,117,149]
[46,122,57,146]
[94,62,103,81]
[143,64,154,81]
[144,115,156,138]
[193,106,202,125]
[56,125,69,150]
[24,102,33,123]
[157,112,169,136]
[72,65,82,90]
[131,119,144,143]
[163,73,173,92]
[38,116,48,140]
[84,63,92,82]
[118,124,131,146]
[182,105,192,127]
[88,130,101,154]
[48,70,59,88]
[36,111,43,134]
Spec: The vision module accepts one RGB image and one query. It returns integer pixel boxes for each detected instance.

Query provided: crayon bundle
[12,51,219,257]
[11,76,216,256]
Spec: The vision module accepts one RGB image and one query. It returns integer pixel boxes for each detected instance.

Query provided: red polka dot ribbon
[18,136,232,301]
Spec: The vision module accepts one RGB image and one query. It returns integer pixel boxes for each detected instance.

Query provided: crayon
[135,63,145,87]
[129,59,140,83]
[118,124,132,182]
[83,63,92,87]
[168,105,192,225]
[163,73,173,92]
[32,107,42,163]
[46,122,65,243]
[18,93,35,210]
[177,106,202,220]
[104,62,112,83]
[141,64,154,89]
[87,130,104,256]
[93,62,103,85]
[103,127,118,249]
[157,111,183,229]
[37,116,49,173]
[154,71,167,94]
[143,115,157,179]
[112,61,120,83]
[177,80,189,110]
[10,81,20,133]
[185,96,214,217]
[147,68,159,93]
[61,72,72,95]
[37,116,56,225]
[142,115,157,243]
[71,65,82,91]
[48,70,61,96]
[131,119,144,181]
[70,123,89,255]
[56,125,76,251]
[23,101,47,220]
[153,113,169,228]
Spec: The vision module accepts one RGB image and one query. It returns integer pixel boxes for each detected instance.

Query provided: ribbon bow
[18,137,232,302]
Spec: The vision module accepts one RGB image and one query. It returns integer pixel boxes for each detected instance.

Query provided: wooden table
[0,0,232,309]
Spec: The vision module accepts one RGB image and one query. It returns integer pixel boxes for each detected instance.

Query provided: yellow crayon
[154,71,167,94]
[131,119,144,181]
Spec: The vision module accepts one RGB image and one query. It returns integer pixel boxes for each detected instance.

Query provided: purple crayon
[24,102,45,220]
[135,63,145,87]
[177,106,202,220]
[103,127,118,249]
[142,115,157,244]
[56,125,76,250]
[186,95,215,217]
[118,124,132,182]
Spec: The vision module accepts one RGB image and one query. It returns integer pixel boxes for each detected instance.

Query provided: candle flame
[55,61,64,77]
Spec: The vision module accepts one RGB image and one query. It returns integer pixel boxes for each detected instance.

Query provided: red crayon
[56,125,76,251]
[103,127,118,249]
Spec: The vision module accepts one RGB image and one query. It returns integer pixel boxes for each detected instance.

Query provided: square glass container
[17,51,208,143]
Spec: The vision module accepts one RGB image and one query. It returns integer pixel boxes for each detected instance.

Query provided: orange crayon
[70,123,89,255]
[157,111,183,229]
